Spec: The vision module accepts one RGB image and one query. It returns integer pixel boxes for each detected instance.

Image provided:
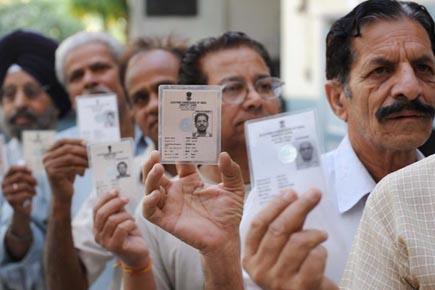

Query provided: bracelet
[6,228,33,242]
[116,259,153,275]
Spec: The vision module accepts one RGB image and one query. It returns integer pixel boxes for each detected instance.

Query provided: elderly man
[92,32,288,290]
[240,0,435,288]
[44,36,187,290]
[0,30,71,290]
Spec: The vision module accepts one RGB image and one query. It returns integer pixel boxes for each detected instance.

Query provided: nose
[14,88,29,109]
[242,83,263,112]
[391,63,423,101]
[147,93,159,113]
[83,70,99,91]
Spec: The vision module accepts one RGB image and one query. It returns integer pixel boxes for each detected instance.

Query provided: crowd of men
[0,0,435,289]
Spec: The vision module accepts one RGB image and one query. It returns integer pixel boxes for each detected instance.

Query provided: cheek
[264,99,282,114]
[2,103,14,117]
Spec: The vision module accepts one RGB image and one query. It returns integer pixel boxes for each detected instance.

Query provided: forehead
[351,18,434,68]
[126,49,180,88]
[200,46,270,84]
[64,42,116,74]
[3,69,40,86]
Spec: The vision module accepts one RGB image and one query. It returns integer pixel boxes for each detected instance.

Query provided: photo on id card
[22,130,56,173]
[77,93,121,144]
[244,110,327,208]
[158,85,221,164]
[88,139,136,202]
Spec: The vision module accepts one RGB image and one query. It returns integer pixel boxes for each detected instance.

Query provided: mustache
[7,108,38,125]
[375,98,435,121]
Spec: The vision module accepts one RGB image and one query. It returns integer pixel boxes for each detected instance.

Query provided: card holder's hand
[142,150,245,254]
[242,189,336,290]
[93,191,150,269]
[43,138,88,202]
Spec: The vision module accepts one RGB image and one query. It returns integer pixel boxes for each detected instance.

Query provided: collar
[134,125,153,156]
[328,135,424,213]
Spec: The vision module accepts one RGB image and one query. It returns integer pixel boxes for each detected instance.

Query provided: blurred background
[0,0,434,151]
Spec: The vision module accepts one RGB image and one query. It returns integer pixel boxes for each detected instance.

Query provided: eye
[68,70,83,83]
[371,66,392,76]
[223,83,244,95]
[415,63,434,75]
[131,91,149,106]
[92,62,111,73]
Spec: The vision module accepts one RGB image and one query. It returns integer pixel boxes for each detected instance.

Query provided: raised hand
[43,138,88,202]
[93,191,150,269]
[142,150,245,254]
[2,166,37,216]
[243,189,337,290]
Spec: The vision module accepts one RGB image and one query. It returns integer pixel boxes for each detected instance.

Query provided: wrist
[50,197,73,220]
[119,252,151,269]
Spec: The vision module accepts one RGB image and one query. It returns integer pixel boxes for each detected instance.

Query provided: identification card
[245,110,326,206]
[22,130,56,173]
[159,85,221,164]
[88,139,136,202]
[77,94,121,144]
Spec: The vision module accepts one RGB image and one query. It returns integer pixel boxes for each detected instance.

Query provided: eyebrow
[218,74,271,85]
[366,57,395,68]
[411,55,434,66]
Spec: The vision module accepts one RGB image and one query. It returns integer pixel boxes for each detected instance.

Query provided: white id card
[77,94,121,144]
[22,130,56,173]
[245,110,327,207]
[159,85,221,164]
[88,139,136,202]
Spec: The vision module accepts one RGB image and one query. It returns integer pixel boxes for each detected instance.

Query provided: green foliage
[69,0,128,30]
[0,0,84,41]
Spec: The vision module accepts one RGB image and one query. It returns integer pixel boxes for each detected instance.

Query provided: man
[241,0,435,288]
[296,141,318,169]
[193,112,211,137]
[46,36,187,290]
[42,31,136,290]
[0,30,71,289]
[91,32,287,290]
[116,162,130,178]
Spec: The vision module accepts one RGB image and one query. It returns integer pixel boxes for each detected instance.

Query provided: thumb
[218,152,244,192]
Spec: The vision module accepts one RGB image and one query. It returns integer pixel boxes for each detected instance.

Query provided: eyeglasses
[0,84,49,103]
[221,77,284,104]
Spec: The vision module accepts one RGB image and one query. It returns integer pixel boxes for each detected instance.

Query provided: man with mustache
[241,0,435,288]
[0,30,71,289]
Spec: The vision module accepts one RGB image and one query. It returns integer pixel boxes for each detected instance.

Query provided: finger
[111,219,137,247]
[256,189,321,262]
[44,155,88,171]
[94,195,129,232]
[93,191,119,220]
[43,148,88,166]
[97,211,134,243]
[175,162,197,178]
[142,151,161,181]
[296,246,328,289]
[3,172,37,188]
[47,138,85,152]
[6,192,34,207]
[144,164,165,194]
[4,166,32,177]
[3,183,36,196]
[273,229,328,275]
[218,152,244,191]
[142,189,165,223]
[244,189,298,257]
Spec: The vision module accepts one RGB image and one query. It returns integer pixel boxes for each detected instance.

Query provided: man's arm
[142,151,245,290]
[43,139,89,290]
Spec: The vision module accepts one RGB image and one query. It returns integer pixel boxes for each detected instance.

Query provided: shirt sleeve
[0,196,47,290]
[340,178,414,290]
[72,191,115,286]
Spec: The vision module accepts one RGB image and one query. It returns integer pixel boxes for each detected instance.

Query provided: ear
[324,80,349,122]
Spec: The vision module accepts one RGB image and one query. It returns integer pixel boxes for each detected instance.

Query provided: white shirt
[240,135,424,287]
[72,144,154,290]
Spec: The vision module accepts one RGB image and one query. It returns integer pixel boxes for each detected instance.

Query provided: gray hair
[55,31,124,86]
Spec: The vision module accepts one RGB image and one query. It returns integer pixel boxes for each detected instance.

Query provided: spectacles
[0,84,49,103]
[221,77,284,104]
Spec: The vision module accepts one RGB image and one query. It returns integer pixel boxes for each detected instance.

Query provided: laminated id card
[158,85,221,164]
[88,139,136,202]
[245,110,326,206]
[22,130,56,173]
[77,94,121,144]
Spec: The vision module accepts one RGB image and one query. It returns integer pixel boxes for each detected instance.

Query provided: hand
[243,189,334,290]
[142,150,245,254]
[43,139,88,202]
[93,191,150,268]
[2,166,37,217]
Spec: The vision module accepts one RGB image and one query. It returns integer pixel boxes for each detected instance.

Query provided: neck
[199,144,250,185]
[349,133,418,182]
